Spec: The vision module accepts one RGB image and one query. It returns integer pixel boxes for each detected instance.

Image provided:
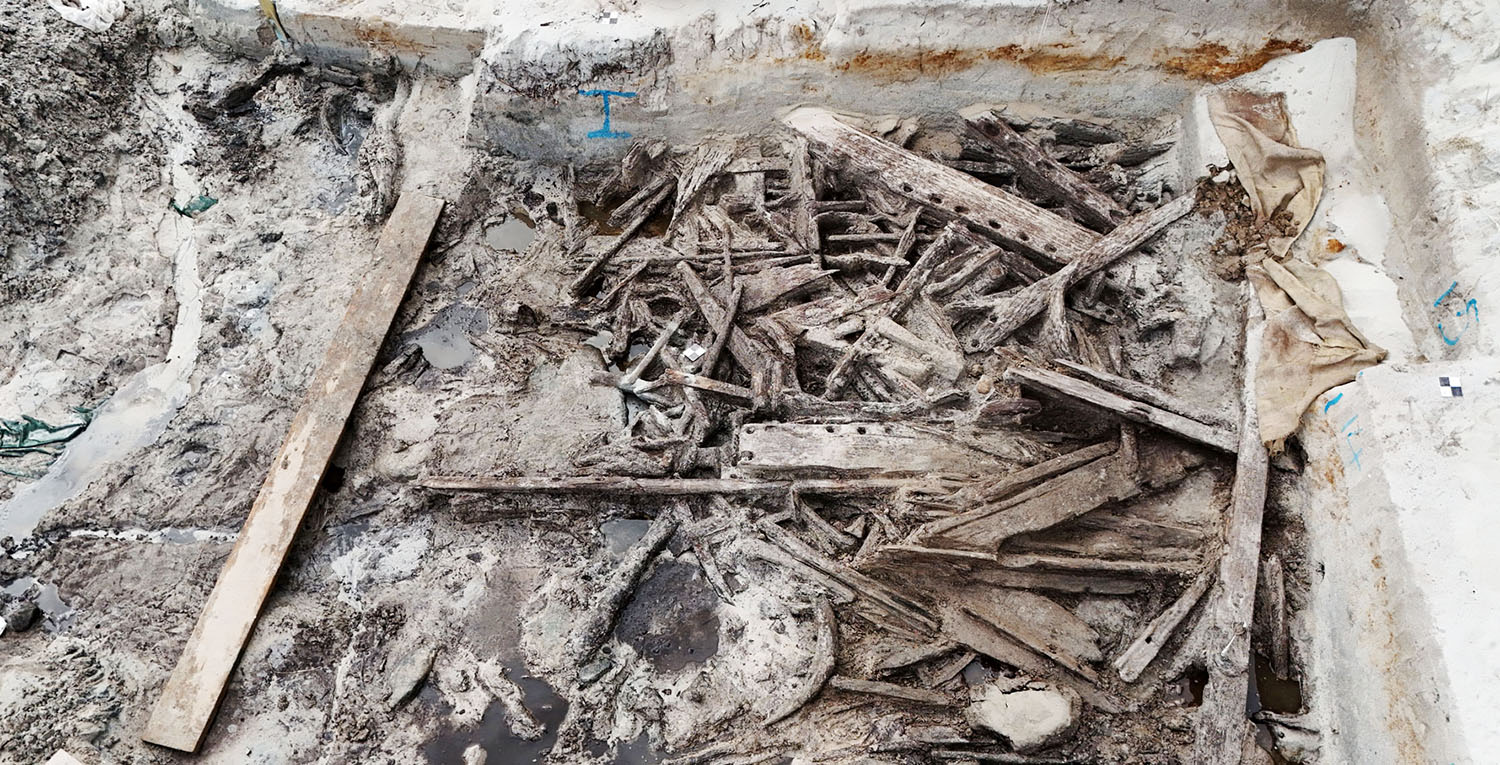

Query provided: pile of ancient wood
[424,106,1268,760]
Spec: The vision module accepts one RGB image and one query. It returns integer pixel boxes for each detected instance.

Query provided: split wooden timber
[143,193,444,752]
[1004,364,1237,453]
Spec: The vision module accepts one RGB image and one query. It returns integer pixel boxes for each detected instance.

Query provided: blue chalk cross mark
[580,89,636,139]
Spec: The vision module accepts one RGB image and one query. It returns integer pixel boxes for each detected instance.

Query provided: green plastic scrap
[170,194,219,217]
[0,406,93,460]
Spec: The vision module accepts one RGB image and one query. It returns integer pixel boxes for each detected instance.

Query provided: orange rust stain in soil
[828,45,1124,81]
[352,21,437,55]
[1159,39,1311,82]
[1327,237,1346,253]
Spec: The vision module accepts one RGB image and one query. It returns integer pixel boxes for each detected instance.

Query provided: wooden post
[142,193,443,752]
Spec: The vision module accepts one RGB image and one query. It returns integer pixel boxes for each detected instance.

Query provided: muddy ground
[0,5,1311,764]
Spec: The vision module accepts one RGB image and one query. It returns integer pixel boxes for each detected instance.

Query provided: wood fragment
[916,448,1136,549]
[659,369,753,402]
[696,283,743,378]
[1005,364,1237,453]
[829,676,951,706]
[972,440,1117,506]
[143,193,445,752]
[571,182,673,298]
[825,223,968,398]
[1053,359,1231,429]
[678,262,765,374]
[784,107,1097,262]
[736,264,836,312]
[1113,570,1214,682]
[1261,554,1290,680]
[761,520,937,634]
[764,598,838,725]
[963,189,1197,351]
[963,108,1128,232]
[1194,301,1270,764]
[570,510,680,664]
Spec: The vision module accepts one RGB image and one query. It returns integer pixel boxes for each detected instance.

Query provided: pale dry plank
[783,107,1097,263]
[1005,365,1238,453]
[143,193,444,752]
[732,421,1028,478]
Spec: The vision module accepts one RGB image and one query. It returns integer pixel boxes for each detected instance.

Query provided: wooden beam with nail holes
[142,193,444,752]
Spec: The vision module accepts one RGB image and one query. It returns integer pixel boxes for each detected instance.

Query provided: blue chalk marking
[1341,414,1360,435]
[1438,298,1479,346]
[1346,445,1364,471]
[1323,392,1343,413]
[579,89,637,139]
[1434,281,1459,307]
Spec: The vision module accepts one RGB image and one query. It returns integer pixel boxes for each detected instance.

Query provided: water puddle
[484,216,537,253]
[421,660,568,765]
[614,560,721,672]
[1249,653,1303,714]
[2,577,77,632]
[601,519,651,557]
[1165,664,1208,707]
[407,303,490,370]
[576,201,624,237]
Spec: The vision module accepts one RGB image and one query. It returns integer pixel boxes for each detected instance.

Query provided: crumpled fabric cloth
[1209,89,1385,449]
[1247,258,1386,449]
[48,0,126,33]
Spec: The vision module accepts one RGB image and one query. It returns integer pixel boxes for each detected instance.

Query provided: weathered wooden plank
[1006,365,1237,453]
[732,421,1032,479]
[761,520,938,634]
[418,474,955,499]
[917,449,1138,550]
[951,586,1103,674]
[963,107,1128,232]
[829,676,951,705]
[143,193,444,752]
[971,440,1118,506]
[1113,570,1214,682]
[1194,303,1270,764]
[783,107,1097,263]
[1053,359,1231,429]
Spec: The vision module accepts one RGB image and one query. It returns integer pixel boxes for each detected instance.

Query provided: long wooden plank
[1053,359,1231,429]
[782,107,1097,263]
[143,193,443,752]
[1005,365,1238,453]
[1194,296,1270,763]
